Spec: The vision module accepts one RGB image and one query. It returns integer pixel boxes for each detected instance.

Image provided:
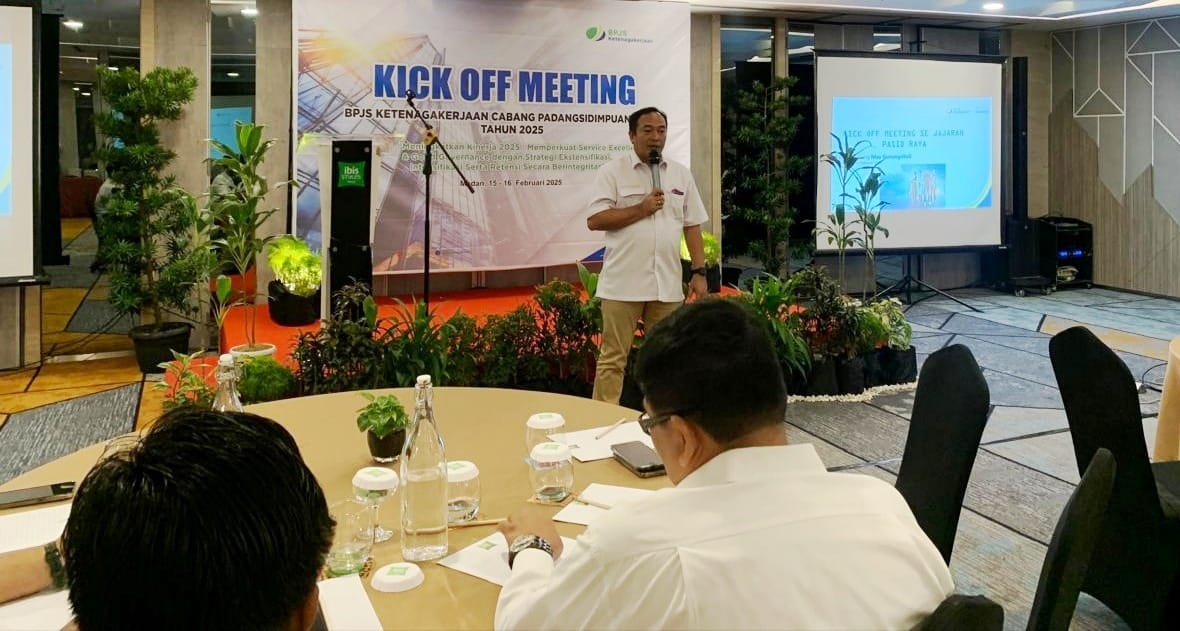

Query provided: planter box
[837,355,866,395]
[879,346,918,384]
[129,322,192,373]
[805,358,839,396]
[268,280,321,326]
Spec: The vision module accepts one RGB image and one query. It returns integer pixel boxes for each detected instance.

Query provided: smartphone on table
[0,482,75,510]
[611,441,666,478]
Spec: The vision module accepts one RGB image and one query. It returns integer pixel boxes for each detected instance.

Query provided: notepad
[0,504,71,554]
[549,421,654,461]
[552,483,654,526]
[439,533,576,586]
[317,574,382,630]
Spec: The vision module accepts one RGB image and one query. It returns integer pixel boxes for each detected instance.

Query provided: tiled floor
[4,235,1180,627]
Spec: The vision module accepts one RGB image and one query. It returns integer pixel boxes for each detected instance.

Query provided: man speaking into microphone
[586,106,709,405]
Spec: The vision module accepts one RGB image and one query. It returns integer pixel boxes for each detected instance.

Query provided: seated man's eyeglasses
[637,410,691,435]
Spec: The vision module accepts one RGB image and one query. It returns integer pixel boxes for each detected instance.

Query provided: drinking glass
[324,498,376,577]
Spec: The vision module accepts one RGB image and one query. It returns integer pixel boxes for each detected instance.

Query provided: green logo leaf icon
[586,27,599,40]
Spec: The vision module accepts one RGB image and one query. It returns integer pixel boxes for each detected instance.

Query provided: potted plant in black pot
[867,297,916,384]
[356,392,410,463]
[209,121,288,358]
[738,275,810,395]
[266,235,322,326]
[680,231,723,293]
[93,66,209,372]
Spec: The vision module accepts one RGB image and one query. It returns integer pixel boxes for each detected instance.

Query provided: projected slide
[0,44,11,217]
[829,96,992,213]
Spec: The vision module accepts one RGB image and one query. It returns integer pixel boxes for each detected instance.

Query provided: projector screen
[814,52,1003,252]
[0,5,34,279]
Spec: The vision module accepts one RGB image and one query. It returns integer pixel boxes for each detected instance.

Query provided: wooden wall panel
[1049,100,1180,297]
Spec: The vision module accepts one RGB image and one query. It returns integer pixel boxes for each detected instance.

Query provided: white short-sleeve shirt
[586,152,709,302]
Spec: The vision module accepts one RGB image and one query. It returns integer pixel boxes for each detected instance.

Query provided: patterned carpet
[1,281,1177,629]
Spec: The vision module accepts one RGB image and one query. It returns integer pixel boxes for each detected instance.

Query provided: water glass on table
[525,412,566,454]
[529,442,574,502]
[325,498,377,577]
[352,467,399,543]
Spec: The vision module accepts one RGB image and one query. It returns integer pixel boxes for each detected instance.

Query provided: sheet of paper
[0,591,72,631]
[438,533,576,587]
[552,483,654,526]
[0,504,72,554]
[549,421,654,462]
[318,574,383,631]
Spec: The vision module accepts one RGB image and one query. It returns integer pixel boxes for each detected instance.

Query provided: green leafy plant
[291,281,387,395]
[153,350,216,411]
[576,262,602,333]
[865,297,912,350]
[381,300,452,387]
[356,392,409,439]
[208,121,291,349]
[266,235,322,297]
[721,76,810,276]
[481,305,548,389]
[444,311,485,387]
[817,132,868,290]
[680,231,721,267]
[534,279,599,395]
[93,66,209,328]
[738,275,811,380]
[789,264,861,360]
[237,355,296,404]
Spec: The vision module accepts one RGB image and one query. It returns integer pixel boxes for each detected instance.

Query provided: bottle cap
[526,413,565,430]
[352,467,399,491]
[416,374,432,387]
[219,353,234,367]
[446,460,479,483]
[370,562,424,593]
[530,442,572,464]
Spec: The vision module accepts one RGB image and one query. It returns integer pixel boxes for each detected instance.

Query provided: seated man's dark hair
[635,298,787,444]
[63,409,334,631]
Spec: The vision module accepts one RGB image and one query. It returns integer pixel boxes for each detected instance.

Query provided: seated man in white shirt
[495,298,954,630]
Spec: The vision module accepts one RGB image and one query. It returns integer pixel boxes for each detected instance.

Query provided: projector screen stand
[874,253,980,312]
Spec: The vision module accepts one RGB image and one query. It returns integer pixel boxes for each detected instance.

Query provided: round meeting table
[0,387,671,630]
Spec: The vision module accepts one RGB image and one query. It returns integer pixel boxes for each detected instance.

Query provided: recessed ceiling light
[108,66,118,71]
[72,86,79,91]
[81,92,91,96]
[983,2,1004,10]
[227,71,240,77]
[241,7,258,17]
[62,19,84,30]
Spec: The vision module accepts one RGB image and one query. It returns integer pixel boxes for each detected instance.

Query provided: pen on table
[594,417,629,440]
[450,518,505,528]
[574,495,611,510]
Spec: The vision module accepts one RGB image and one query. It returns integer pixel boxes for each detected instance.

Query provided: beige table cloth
[0,387,670,630]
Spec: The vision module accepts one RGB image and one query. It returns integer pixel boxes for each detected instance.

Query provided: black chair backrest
[1047,327,1163,523]
[912,594,1005,631]
[895,343,991,564]
[1026,448,1117,631]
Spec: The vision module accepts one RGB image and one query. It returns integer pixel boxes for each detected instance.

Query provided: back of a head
[635,298,787,443]
[63,409,334,631]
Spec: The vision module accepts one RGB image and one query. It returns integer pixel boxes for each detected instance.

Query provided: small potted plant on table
[356,392,410,463]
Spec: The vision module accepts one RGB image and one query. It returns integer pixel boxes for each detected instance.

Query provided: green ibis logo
[337,161,365,188]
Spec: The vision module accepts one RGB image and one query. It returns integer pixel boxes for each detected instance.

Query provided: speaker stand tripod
[873,253,981,312]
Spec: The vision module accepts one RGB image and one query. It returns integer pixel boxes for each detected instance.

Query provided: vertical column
[58,83,79,176]
[1009,31,1051,218]
[255,0,294,295]
[139,0,210,200]
[690,14,720,236]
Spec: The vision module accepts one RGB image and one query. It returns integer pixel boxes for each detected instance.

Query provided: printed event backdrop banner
[293,0,691,274]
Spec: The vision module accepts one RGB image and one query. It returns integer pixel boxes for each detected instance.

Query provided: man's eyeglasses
[637,410,691,435]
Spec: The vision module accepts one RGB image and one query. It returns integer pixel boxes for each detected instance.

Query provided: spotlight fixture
[241,7,258,17]
[982,2,1004,10]
[62,19,84,30]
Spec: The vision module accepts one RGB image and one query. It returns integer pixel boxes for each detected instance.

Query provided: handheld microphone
[405,89,416,104]
[648,149,661,191]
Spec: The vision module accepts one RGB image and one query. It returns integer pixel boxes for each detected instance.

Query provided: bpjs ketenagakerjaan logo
[585,26,654,44]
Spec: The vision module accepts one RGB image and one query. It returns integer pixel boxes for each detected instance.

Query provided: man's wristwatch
[508,534,554,569]
[690,267,707,277]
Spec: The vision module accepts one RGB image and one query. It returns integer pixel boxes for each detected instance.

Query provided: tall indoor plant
[93,66,208,372]
[209,121,287,356]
